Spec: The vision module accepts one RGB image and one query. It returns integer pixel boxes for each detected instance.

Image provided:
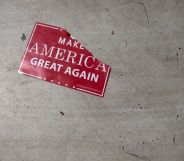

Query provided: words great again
[30,57,99,82]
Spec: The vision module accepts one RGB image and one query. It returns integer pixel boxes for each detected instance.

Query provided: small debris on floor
[59,111,64,116]
[21,33,26,41]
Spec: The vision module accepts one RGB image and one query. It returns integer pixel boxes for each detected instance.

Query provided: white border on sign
[18,22,110,97]
[18,71,42,79]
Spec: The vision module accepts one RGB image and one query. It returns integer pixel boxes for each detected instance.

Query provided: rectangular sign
[18,22,111,97]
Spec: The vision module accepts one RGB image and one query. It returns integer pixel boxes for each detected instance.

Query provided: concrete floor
[0,0,184,160]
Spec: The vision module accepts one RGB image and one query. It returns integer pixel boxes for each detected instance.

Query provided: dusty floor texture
[0,0,184,161]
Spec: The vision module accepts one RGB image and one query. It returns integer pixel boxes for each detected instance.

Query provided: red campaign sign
[18,22,111,97]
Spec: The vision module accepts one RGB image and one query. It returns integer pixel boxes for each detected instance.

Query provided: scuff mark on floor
[125,151,150,161]
[176,114,179,120]
[123,40,127,47]
[138,2,149,24]
[173,135,176,145]
[175,48,179,70]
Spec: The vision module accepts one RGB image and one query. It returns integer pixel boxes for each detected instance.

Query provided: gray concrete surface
[0,0,184,160]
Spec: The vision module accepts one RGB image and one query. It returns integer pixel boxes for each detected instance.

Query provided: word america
[28,42,107,72]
